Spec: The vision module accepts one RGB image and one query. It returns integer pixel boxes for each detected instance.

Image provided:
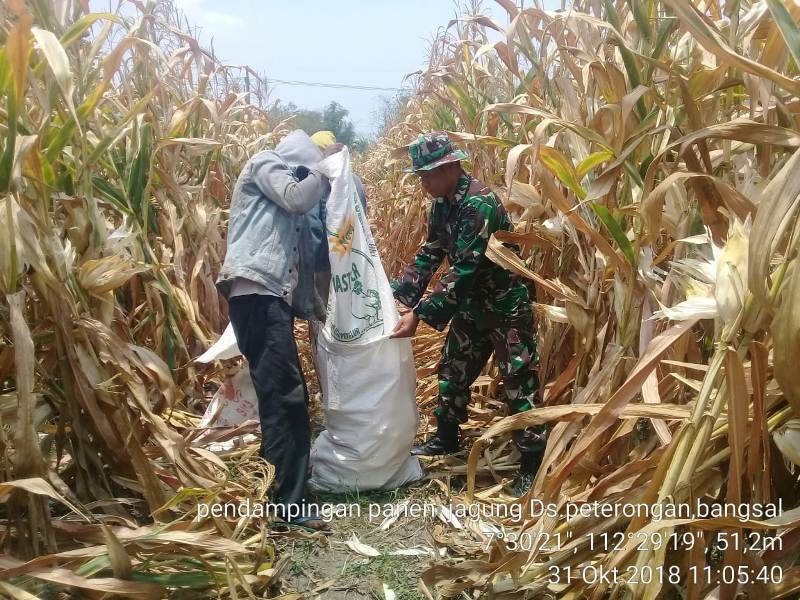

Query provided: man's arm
[248,151,328,215]
[413,202,494,331]
[391,205,446,309]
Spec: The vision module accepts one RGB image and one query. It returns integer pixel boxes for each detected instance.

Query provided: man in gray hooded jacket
[217,130,336,530]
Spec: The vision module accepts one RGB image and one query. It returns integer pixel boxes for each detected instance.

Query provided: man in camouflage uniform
[389,132,546,492]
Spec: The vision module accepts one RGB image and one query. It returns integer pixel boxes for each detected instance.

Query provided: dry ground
[277,485,439,600]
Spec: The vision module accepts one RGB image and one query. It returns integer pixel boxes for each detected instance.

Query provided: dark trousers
[228,294,310,518]
[436,312,546,455]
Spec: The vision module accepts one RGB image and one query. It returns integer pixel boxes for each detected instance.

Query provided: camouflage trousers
[435,311,546,455]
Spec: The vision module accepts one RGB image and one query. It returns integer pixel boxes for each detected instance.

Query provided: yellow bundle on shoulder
[311,130,336,150]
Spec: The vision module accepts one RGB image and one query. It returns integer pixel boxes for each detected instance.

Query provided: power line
[266,78,411,93]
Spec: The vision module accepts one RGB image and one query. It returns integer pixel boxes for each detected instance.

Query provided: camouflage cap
[404,132,469,173]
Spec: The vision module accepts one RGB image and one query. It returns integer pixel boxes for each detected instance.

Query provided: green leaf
[624,160,644,188]
[131,570,215,588]
[539,146,586,200]
[591,202,636,266]
[163,300,177,370]
[577,150,615,179]
[57,165,74,195]
[92,177,131,215]
[44,117,76,163]
[0,92,18,193]
[1,189,19,293]
[604,0,645,119]
[443,76,479,124]
[651,16,677,60]
[665,0,800,94]
[160,487,215,511]
[126,122,153,226]
[28,0,57,30]
[627,0,652,44]
[639,153,654,179]
[87,89,158,165]
[74,554,112,578]
[766,0,800,69]
[432,107,457,132]
[0,49,11,93]
[60,13,121,49]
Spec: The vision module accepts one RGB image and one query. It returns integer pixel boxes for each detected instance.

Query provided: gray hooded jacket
[216,130,330,321]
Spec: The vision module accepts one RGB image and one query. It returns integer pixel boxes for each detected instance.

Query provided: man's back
[217,131,328,321]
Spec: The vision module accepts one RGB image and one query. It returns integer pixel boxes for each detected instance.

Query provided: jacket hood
[275,130,323,168]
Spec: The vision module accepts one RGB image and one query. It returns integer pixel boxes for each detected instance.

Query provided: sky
[90,1,563,136]
[168,0,513,137]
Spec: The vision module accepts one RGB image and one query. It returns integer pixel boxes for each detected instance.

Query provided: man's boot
[411,420,460,456]
[511,449,544,496]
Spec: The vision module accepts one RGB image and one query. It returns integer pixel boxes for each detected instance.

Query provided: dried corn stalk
[362,0,800,597]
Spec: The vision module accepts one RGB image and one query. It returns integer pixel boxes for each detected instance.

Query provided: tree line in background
[267,100,368,152]
[267,93,412,153]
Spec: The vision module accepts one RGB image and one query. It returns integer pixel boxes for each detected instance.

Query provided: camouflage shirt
[391,172,532,331]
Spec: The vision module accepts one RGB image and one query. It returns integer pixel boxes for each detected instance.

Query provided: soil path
[276,483,445,600]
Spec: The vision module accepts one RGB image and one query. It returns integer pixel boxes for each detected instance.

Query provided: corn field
[3,0,800,598]
[365,0,800,597]
[0,0,296,597]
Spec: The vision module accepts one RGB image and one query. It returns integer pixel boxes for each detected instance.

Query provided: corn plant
[363,1,800,598]
[0,0,295,596]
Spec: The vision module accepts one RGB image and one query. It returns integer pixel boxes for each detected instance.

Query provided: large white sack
[195,364,258,452]
[317,148,402,346]
[310,335,421,491]
[195,323,240,363]
[309,147,423,492]
[194,324,254,452]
